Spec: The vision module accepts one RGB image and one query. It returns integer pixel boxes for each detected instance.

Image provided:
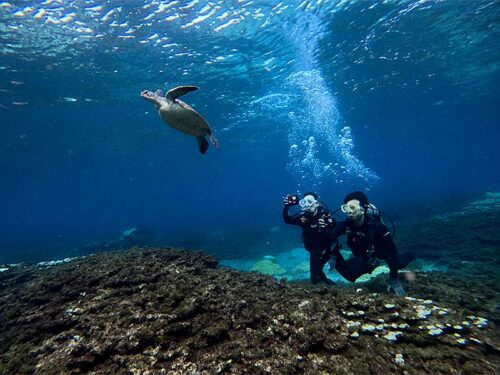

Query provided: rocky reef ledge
[1,248,498,374]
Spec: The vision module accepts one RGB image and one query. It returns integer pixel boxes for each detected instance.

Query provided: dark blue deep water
[0,0,499,265]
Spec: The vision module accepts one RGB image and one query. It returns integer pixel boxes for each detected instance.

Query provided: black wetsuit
[283,206,334,284]
[326,218,414,282]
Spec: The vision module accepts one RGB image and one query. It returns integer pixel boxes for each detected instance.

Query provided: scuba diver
[283,192,336,285]
[320,191,415,296]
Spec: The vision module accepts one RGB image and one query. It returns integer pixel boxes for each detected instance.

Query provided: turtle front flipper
[197,136,209,154]
[167,86,199,100]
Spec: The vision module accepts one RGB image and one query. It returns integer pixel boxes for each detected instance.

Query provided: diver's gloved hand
[387,278,405,296]
[368,257,383,268]
[328,256,336,271]
[283,194,299,207]
[318,215,334,229]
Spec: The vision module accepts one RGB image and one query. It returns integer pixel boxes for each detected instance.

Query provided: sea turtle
[141,86,219,154]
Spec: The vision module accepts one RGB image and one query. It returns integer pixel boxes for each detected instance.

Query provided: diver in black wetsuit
[321,191,415,295]
[283,192,336,285]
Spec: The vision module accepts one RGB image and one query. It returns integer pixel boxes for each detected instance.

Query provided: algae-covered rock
[485,191,500,199]
[292,261,310,275]
[356,265,390,282]
[250,259,286,276]
[0,247,498,374]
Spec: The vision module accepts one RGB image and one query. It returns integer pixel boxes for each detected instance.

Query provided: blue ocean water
[0,0,498,265]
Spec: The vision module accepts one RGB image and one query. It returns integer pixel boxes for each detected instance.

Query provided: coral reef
[0,247,498,374]
[395,194,499,323]
[398,193,499,266]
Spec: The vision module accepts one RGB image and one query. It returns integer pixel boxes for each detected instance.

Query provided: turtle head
[141,89,163,108]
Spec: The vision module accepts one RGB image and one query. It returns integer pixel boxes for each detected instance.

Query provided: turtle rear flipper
[197,136,209,154]
[209,133,219,148]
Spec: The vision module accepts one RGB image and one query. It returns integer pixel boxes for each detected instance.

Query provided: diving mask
[341,200,363,216]
[299,195,319,212]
